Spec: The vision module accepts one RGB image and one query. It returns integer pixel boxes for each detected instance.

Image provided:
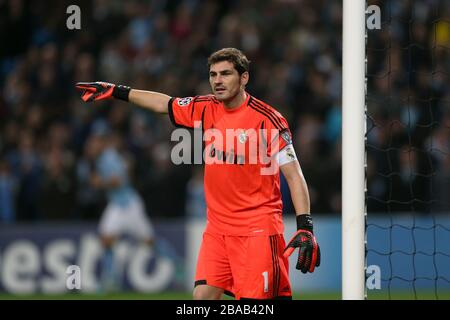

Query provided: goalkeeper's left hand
[283,214,321,273]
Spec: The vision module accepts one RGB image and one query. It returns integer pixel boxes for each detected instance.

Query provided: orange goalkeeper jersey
[168,93,292,236]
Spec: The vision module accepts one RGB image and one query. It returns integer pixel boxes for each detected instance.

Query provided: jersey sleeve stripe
[194,98,210,102]
[168,97,195,129]
[210,95,220,104]
[193,95,213,102]
[249,102,284,131]
[253,98,286,129]
[250,98,286,130]
[191,97,199,118]
[249,96,285,130]
[167,97,178,127]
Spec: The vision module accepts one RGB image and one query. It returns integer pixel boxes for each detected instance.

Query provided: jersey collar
[222,91,250,113]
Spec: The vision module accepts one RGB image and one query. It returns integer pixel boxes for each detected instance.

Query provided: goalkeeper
[76,48,320,300]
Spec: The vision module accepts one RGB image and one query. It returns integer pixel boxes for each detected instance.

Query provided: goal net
[365,0,450,299]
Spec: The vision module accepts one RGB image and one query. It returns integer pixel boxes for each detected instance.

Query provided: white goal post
[342,0,366,300]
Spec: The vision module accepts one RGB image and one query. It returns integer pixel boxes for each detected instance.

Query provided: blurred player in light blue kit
[85,123,155,291]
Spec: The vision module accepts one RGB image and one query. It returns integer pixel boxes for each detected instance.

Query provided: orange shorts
[194,232,292,300]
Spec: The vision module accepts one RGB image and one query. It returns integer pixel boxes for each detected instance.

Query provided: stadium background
[0,0,449,299]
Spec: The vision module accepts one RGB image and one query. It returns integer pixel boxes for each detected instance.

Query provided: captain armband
[275,144,298,166]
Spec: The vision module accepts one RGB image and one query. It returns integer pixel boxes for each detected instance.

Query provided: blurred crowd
[366,0,450,214]
[0,0,446,224]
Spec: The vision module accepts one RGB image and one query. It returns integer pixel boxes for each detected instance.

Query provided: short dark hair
[207,48,250,75]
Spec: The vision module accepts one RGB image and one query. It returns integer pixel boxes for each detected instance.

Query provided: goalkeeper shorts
[194,232,292,300]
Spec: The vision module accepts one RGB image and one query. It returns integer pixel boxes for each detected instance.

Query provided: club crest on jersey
[177,97,193,106]
[281,129,292,144]
[238,131,248,144]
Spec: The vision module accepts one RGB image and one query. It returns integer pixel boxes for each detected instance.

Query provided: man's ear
[241,71,249,87]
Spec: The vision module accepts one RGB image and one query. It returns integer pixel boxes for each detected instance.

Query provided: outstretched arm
[128,89,170,114]
[75,81,170,114]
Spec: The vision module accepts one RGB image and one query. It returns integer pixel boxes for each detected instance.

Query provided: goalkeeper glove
[283,214,321,273]
[75,82,131,102]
